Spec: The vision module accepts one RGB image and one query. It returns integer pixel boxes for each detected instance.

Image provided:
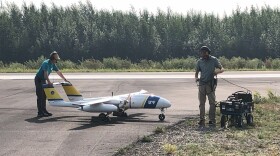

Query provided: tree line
[0,2,280,63]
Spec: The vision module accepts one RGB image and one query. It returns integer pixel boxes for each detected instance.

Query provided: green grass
[140,135,153,142]
[3,56,280,73]
[176,103,280,155]
[0,68,194,73]
[154,126,166,134]
[114,91,280,156]
[177,92,280,155]
[162,143,177,154]
[2,67,280,73]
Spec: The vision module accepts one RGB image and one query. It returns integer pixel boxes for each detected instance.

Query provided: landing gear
[113,109,128,117]
[97,113,111,122]
[159,108,166,121]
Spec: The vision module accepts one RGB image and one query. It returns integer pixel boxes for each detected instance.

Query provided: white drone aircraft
[43,82,171,121]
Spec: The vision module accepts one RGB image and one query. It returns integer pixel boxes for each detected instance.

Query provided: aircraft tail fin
[61,82,83,101]
[43,84,75,107]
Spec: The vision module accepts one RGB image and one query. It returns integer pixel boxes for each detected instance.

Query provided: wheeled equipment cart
[219,91,254,128]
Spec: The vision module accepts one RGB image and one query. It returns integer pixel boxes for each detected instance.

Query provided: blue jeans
[34,76,47,114]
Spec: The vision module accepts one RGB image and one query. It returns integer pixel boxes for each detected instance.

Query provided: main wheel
[99,113,106,118]
[159,114,165,121]
[246,114,253,125]
[103,116,111,122]
[91,116,95,122]
[99,113,110,122]
[121,112,128,117]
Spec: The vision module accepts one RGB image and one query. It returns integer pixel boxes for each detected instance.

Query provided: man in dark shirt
[195,46,224,127]
[35,51,68,117]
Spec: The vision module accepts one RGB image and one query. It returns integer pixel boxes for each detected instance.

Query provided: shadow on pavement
[25,113,167,131]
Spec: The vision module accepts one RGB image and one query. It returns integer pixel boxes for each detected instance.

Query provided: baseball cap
[200,46,211,53]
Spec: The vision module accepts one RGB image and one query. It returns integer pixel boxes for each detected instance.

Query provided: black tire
[221,115,227,128]
[91,116,95,122]
[99,113,111,122]
[122,112,128,117]
[236,115,243,128]
[246,114,253,125]
[229,115,235,127]
[159,114,165,121]
[99,113,106,118]
[104,116,111,122]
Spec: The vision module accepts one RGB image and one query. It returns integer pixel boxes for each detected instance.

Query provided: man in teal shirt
[195,46,224,127]
[35,51,68,117]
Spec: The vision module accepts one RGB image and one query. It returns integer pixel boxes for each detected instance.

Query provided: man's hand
[214,68,224,75]
[64,79,71,84]
[47,81,53,86]
[195,78,199,82]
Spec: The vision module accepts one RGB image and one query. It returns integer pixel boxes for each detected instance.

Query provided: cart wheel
[246,114,253,125]
[229,115,235,127]
[221,115,227,128]
[236,115,243,128]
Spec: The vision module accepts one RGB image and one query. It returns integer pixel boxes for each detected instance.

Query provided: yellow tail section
[43,85,63,101]
[62,85,81,96]
[61,82,83,101]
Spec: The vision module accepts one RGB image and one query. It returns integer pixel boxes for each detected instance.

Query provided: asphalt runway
[1,72,280,156]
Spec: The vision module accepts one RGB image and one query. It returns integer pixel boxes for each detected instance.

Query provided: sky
[2,0,280,17]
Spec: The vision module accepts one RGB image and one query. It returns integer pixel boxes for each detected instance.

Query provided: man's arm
[214,67,224,75]
[195,61,200,82]
[214,58,224,75]
[220,67,224,73]
[56,70,67,82]
[44,70,52,85]
[195,70,199,82]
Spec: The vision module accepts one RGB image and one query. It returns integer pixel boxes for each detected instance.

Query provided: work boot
[208,121,216,127]
[37,112,48,117]
[43,111,52,116]
[198,120,205,127]
[37,113,44,118]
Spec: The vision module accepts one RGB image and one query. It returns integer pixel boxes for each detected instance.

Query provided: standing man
[195,46,224,127]
[34,51,68,117]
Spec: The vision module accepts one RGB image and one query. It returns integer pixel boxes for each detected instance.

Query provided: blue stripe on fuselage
[144,96,160,108]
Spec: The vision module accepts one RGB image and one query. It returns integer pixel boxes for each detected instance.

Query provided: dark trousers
[35,76,47,114]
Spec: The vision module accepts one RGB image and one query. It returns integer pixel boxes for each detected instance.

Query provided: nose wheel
[159,108,166,121]
[159,114,165,121]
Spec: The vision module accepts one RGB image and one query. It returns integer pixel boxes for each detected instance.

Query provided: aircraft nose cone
[158,98,171,108]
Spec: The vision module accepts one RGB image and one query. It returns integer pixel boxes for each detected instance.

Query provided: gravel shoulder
[114,104,280,156]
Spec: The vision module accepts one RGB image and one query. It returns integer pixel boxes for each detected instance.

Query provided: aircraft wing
[72,97,119,106]
[139,89,148,94]
[118,89,148,97]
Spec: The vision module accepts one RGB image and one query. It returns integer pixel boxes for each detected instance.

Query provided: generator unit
[219,91,254,128]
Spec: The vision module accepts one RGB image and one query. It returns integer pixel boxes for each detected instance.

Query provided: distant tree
[1,2,280,63]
